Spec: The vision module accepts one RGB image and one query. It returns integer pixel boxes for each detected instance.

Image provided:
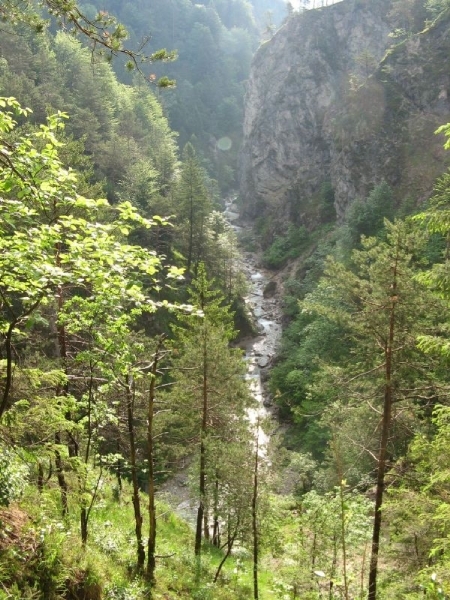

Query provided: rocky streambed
[226,196,284,448]
[239,253,282,446]
[159,197,283,517]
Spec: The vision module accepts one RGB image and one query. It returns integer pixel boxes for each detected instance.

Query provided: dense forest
[2,0,450,599]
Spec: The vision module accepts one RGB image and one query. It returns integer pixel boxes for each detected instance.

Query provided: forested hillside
[2,0,450,599]
[0,2,261,598]
[94,0,287,193]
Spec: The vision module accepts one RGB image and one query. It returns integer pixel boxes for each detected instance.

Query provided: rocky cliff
[239,0,450,228]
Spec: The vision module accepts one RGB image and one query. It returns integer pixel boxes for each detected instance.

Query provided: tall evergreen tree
[175,144,213,274]
[302,220,446,598]
[169,264,252,561]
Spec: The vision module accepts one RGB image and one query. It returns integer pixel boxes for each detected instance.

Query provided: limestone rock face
[240,0,450,226]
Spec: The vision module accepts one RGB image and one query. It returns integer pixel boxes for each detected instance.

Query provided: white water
[225,198,283,450]
[159,198,283,516]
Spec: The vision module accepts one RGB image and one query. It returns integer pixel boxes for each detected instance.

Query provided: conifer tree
[169,264,252,561]
[302,220,445,598]
[175,144,213,274]
[2,0,176,70]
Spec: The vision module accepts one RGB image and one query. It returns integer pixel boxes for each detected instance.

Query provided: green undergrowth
[0,475,280,600]
[1,469,447,598]
[262,224,310,270]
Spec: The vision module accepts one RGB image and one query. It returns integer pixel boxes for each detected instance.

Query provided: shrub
[0,447,29,506]
[262,225,309,269]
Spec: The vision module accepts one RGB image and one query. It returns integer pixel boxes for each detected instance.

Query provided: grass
[0,473,281,600]
[2,466,445,599]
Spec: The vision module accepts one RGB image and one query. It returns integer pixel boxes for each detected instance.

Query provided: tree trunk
[146,337,165,584]
[252,425,259,600]
[0,322,15,419]
[79,361,95,545]
[126,374,145,571]
[187,190,194,273]
[213,519,239,583]
[37,462,44,494]
[367,254,398,600]
[52,281,73,515]
[338,481,349,600]
[203,508,210,541]
[195,441,206,555]
[115,442,123,499]
[212,475,220,547]
[54,431,68,517]
[0,298,41,419]
[81,507,88,545]
[195,329,208,557]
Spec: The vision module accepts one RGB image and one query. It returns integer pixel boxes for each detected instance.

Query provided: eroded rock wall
[240,0,450,227]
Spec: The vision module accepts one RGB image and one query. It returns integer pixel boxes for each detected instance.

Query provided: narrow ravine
[160,197,283,517]
[226,197,283,446]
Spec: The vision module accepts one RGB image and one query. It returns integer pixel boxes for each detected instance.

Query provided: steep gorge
[240,0,450,229]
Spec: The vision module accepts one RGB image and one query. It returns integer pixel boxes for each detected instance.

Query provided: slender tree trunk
[187,191,194,273]
[311,530,317,581]
[37,462,44,493]
[333,441,349,600]
[116,451,123,499]
[329,534,337,599]
[80,466,102,547]
[339,481,349,600]
[212,475,220,547]
[367,255,398,600]
[0,322,15,419]
[81,507,88,545]
[52,285,73,517]
[361,541,368,599]
[54,431,69,517]
[213,518,240,583]
[252,425,260,600]
[84,361,94,466]
[37,461,52,493]
[195,330,208,557]
[195,424,207,554]
[80,360,95,546]
[51,259,79,515]
[126,373,145,571]
[203,508,210,541]
[146,337,165,584]
[195,214,205,276]
[0,298,41,419]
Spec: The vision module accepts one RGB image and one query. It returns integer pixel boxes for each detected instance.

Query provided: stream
[159,197,283,518]
[225,197,283,449]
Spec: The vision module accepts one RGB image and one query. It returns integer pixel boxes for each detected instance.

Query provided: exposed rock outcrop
[240,0,450,227]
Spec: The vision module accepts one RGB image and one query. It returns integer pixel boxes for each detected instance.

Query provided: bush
[104,580,146,600]
[0,447,29,506]
[346,180,394,246]
[262,225,309,269]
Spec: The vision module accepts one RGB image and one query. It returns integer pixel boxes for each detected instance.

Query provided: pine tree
[302,220,445,598]
[169,264,252,562]
[175,144,213,274]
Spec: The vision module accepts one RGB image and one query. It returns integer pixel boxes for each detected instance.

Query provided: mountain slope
[239,0,450,228]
